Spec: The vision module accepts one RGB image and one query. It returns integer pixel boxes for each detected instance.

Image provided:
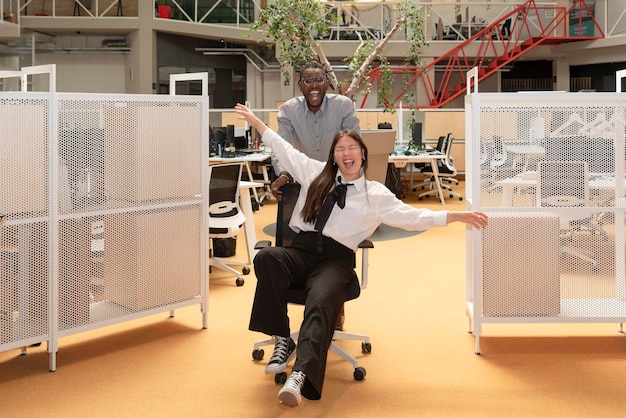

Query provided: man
[271,60,361,201]
[268,60,360,344]
[271,60,360,330]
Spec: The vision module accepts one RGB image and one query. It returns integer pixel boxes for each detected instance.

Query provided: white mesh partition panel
[1,95,50,347]
[56,95,204,331]
[467,92,626,351]
[2,81,207,367]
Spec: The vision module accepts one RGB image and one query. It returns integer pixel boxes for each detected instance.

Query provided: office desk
[239,180,265,264]
[210,153,272,204]
[389,152,447,204]
[498,171,624,207]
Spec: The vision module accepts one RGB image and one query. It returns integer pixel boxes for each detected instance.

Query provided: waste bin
[212,237,237,257]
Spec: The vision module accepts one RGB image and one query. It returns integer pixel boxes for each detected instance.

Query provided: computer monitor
[233,127,248,150]
[360,130,396,184]
[226,124,235,147]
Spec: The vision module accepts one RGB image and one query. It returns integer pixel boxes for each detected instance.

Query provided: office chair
[411,134,447,192]
[418,134,463,201]
[251,182,373,383]
[485,135,520,192]
[537,160,598,271]
[208,163,251,286]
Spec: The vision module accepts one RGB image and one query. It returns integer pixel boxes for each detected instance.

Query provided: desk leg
[244,162,261,206]
[239,189,258,265]
[430,162,446,205]
[258,164,273,204]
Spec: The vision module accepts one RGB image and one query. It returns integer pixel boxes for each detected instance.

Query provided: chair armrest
[357,239,373,289]
[254,240,273,250]
[358,239,374,249]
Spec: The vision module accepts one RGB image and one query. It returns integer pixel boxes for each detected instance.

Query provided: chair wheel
[362,342,372,353]
[275,372,287,384]
[459,197,463,201]
[236,277,245,286]
[242,266,251,275]
[252,349,264,360]
[353,367,366,381]
[418,197,423,201]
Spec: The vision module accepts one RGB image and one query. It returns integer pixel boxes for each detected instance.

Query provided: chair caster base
[275,371,287,384]
[353,367,366,381]
[252,349,265,360]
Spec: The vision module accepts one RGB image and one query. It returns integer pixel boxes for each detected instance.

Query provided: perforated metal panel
[1,95,50,348]
[482,212,561,318]
[466,93,626,336]
[56,95,205,330]
[2,92,207,356]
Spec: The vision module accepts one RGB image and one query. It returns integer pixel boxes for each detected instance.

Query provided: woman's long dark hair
[301,130,368,224]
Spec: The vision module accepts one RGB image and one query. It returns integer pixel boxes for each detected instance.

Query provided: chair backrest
[537,160,588,208]
[209,163,242,217]
[276,182,301,247]
[490,135,508,168]
[440,135,457,175]
[434,135,447,152]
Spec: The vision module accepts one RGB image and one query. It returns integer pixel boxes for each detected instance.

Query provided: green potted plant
[156,0,172,19]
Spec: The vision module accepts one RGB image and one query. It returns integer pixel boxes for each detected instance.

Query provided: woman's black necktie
[314,176,353,252]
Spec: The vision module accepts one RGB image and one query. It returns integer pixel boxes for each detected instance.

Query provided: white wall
[36,53,127,93]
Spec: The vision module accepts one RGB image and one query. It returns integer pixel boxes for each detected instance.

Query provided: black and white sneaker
[278,370,306,407]
[265,336,296,374]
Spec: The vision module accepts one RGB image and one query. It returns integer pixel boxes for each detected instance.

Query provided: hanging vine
[248,0,427,109]
[247,0,337,88]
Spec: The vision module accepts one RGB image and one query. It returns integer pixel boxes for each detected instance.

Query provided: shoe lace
[284,371,306,390]
[269,336,289,363]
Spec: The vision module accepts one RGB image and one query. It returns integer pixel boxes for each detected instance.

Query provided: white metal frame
[0,66,209,371]
[464,66,626,354]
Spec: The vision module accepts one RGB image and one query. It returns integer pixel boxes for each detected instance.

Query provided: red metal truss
[354,0,604,109]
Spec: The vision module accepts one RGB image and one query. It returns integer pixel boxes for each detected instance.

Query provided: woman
[234,104,487,408]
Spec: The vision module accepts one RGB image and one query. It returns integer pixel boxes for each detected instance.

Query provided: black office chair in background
[251,183,373,383]
[208,163,251,286]
[411,134,447,192]
[416,133,462,201]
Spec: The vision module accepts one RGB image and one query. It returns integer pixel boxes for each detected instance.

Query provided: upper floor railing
[3,1,624,40]
[15,0,125,17]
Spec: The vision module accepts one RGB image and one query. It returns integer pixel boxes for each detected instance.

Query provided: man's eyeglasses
[299,76,326,86]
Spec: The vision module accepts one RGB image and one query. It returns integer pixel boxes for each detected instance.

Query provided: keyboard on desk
[238,148,259,155]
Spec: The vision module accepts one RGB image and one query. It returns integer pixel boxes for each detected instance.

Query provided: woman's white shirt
[261,128,448,251]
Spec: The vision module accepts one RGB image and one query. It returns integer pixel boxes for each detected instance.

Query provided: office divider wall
[465,90,626,354]
[0,67,209,370]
